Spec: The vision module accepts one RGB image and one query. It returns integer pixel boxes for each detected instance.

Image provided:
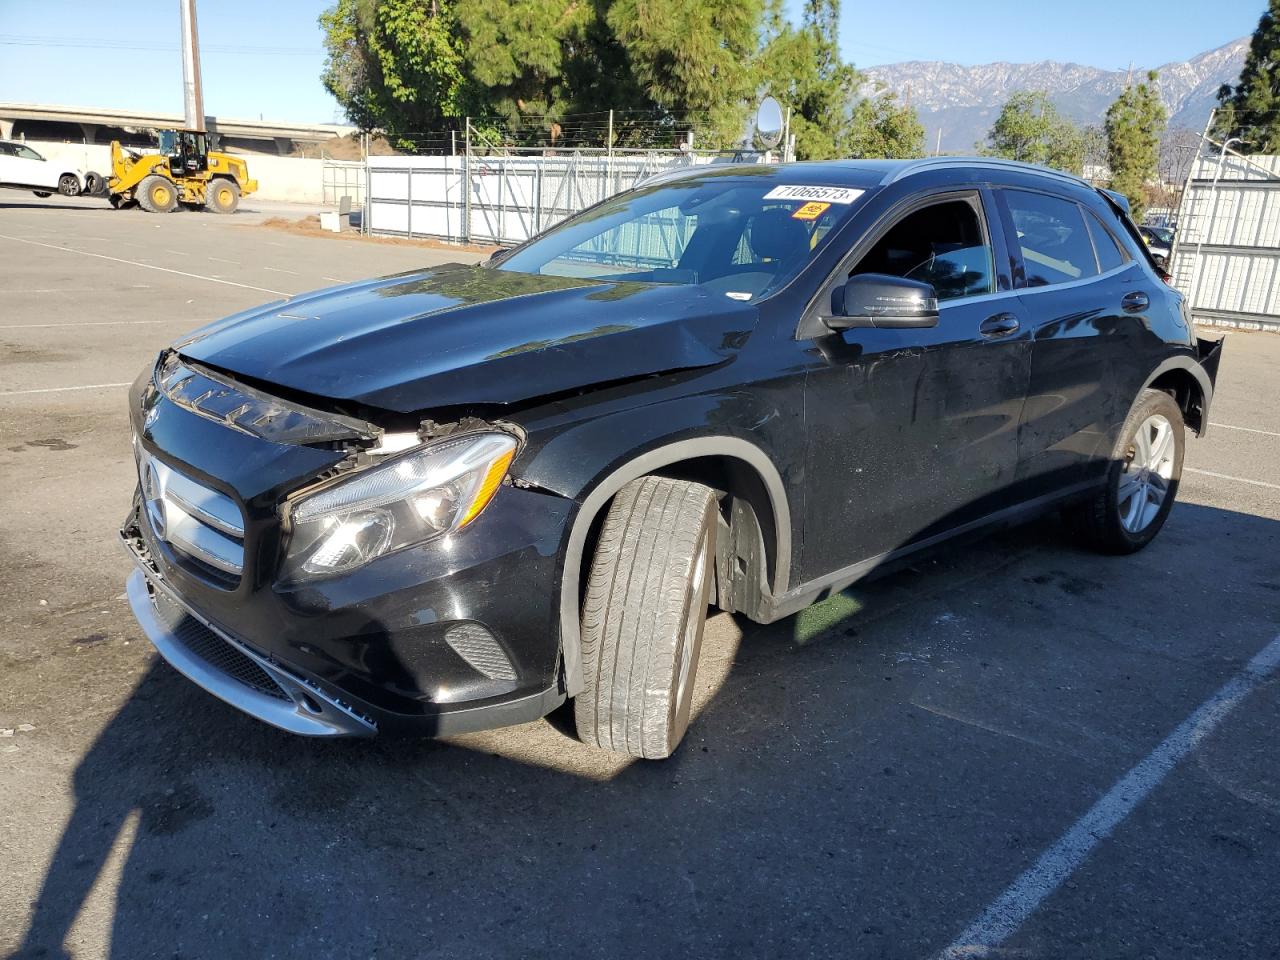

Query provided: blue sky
[0,0,1266,124]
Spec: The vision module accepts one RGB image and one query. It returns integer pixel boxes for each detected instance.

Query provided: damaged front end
[123,351,570,736]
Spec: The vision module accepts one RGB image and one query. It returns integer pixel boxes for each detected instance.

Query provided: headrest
[751,207,811,262]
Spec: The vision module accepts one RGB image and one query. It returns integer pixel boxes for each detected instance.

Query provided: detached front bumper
[121,489,570,738]
[125,562,377,737]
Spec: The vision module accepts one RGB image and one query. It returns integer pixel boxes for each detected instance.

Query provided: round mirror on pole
[754,96,784,150]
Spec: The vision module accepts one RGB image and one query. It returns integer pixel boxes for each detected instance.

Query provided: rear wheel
[57,173,80,196]
[575,476,717,759]
[138,175,178,213]
[205,179,240,214]
[1069,388,1184,554]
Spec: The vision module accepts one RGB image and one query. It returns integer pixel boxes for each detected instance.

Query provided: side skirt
[753,479,1104,624]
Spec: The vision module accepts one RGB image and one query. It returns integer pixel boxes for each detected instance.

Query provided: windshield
[498,174,866,301]
[1145,226,1173,245]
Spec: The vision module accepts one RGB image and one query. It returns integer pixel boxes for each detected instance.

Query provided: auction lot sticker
[764,185,865,204]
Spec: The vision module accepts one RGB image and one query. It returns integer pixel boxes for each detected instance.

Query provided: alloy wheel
[1118,414,1176,533]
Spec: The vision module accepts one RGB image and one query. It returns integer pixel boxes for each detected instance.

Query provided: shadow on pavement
[10,503,1280,959]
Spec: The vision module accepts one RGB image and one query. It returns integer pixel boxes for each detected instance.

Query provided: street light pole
[180,0,205,130]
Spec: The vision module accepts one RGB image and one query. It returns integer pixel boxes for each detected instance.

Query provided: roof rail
[882,156,1091,189]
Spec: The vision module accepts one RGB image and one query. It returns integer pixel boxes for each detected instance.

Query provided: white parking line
[263,266,299,275]
[0,382,133,397]
[0,233,291,297]
[938,632,1280,959]
[1185,467,1280,491]
[1211,422,1280,439]
[207,256,240,265]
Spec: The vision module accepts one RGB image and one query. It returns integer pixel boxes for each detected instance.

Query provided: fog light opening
[299,693,323,715]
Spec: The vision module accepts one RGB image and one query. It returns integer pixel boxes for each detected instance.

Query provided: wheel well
[1149,368,1206,434]
[576,454,780,609]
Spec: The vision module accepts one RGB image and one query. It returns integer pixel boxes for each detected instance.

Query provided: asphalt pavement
[1,193,1277,959]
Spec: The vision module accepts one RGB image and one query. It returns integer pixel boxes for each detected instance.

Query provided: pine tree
[1216,0,1280,152]
[1105,71,1167,221]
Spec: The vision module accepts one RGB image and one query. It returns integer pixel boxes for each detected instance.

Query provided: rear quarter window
[1084,210,1131,273]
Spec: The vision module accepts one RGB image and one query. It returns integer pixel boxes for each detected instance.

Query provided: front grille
[138,452,245,586]
[151,589,290,701]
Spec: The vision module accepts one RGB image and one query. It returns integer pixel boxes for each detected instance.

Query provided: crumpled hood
[177,263,757,414]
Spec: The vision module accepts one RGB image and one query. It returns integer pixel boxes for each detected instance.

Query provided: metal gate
[366,149,712,245]
[1169,145,1280,332]
[321,159,365,207]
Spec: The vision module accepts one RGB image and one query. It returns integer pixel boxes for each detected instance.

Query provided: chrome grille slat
[162,469,244,536]
[138,452,246,584]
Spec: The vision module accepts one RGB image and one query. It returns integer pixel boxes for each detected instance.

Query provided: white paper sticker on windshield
[764,185,864,204]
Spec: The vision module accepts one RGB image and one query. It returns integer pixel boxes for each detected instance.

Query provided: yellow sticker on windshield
[792,201,830,221]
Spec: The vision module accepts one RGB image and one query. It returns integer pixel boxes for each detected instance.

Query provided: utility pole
[180,0,205,130]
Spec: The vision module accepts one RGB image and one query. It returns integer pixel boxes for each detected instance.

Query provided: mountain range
[863,38,1248,153]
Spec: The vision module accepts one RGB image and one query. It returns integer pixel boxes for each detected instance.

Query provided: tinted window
[851,199,993,301]
[1085,210,1129,273]
[0,143,14,157]
[1004,190,1099,287]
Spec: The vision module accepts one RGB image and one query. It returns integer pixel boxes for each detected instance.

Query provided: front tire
[33,191,51,198]
[137,175,178,213]
[205,179,240,214]
[575,476,717,759]
[1070,388,1184,554]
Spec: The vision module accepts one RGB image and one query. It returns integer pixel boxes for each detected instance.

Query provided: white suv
[0,141,86,197]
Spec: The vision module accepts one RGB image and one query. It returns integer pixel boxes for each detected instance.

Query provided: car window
[14,145,43,161]
[850,198,994,301]
[1004,190,1099,287]
[499,177,862,301]
[0,143,15,157]
[1085,210,1130,273]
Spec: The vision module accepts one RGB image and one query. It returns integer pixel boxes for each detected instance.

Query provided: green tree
[319,0,922,156]
[1105,71,1167,221]
[606,0,763,148]
[1215,0,1280,152]
[756,0,922,160]
[847,87,925,159]
[981,91,1086,174]
[320,0,469,145]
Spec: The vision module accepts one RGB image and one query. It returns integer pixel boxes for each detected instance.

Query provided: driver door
[799,189,1032,581]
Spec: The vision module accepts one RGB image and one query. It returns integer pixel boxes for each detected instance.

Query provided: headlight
[281,432,517,581]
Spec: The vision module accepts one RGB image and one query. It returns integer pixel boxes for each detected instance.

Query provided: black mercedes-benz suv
[122,158,1223,759]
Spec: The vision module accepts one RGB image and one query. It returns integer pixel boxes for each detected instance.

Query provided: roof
[647,156,1094,193]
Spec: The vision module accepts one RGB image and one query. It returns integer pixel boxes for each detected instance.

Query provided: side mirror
[826,273,939,330]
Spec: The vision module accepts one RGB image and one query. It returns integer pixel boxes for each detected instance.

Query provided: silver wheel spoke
[1118,471,1144,503]
[1149,421,1173,469]
[1115,412,1176,534]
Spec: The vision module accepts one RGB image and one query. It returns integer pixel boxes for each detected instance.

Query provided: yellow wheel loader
[107,130,258,214]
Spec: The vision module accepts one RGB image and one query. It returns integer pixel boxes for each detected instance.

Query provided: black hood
[176,264,757,414]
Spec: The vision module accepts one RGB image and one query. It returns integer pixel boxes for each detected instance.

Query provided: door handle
[980,313,1020,338]
[1121,291,1150,313]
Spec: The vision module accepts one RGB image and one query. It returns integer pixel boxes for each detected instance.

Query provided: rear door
[998,187,1149,499]
[799,188,1032,579]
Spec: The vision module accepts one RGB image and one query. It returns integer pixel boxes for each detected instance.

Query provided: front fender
[514,393,798,696]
